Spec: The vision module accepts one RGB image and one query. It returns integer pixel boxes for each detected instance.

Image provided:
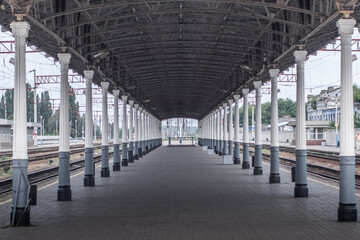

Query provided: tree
[69,87,80,138]
[39,91,53,134]
[311,96,317,110]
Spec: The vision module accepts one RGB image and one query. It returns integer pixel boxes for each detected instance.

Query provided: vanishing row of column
[9,21,162,226]
[198,17,358,222]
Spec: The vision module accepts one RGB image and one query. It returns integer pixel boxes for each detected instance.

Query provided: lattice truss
[0,0,359,119]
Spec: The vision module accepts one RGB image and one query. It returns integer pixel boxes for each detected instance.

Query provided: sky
[0,27,360,126]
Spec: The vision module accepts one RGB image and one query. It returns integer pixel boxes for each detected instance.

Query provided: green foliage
[354,85,360,103]
[311,96,317,110]
[236,98,296,126]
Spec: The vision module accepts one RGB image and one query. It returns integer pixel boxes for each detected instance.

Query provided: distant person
[356,133,360,150]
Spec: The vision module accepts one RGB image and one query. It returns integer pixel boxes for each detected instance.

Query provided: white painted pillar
[121,95,129,165]
[10,21,31,225]
[223,103,228,155]
[142,110,146,155]
[138,107,143,157]
[83,70,95,185]
[253,80,263,175]
[337,18,357,221]
[218,107,223,155]
[294,49,308,197]
[242,89,250,168]
[100,82,110,177]
[128,100,134,162]
[269,69,280,183]
[228,99,234,155]
[134,104,139,160]
[57,52,72,201]
[234,95,241,164]
[112,89,121,171]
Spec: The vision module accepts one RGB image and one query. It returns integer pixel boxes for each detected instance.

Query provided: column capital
[112,89,120,97]
[222,103,228,108]
[10,21,30,38]
[269,69,280,79]
[234,94,240,100]
[134,103,139,109]
[219,106,223,110]
[138,107,142,111]
[57,53,71,66]
[228,99,233,104]
[242,88,249,95]
[121,95,128,102]
[129,100,134,106]
[253,80,262,89]
[293,50,307,63]
[337,18,356,36]
[83,70,94,80]
[101,81,109,90]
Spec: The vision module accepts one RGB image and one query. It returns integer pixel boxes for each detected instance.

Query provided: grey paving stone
[0,146,359,240]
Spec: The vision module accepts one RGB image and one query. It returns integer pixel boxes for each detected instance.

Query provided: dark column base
[338,203,358,222]
[242,162,250,169]
[134,154,139,160]
[101,168,110,177]
[294,184,308,198]
[57,186,72,201]
[10,207,30,226]
[242,143,250,168]
[138,148,143,157]
[253,167,263,175]
[84,175,95,186]
[142,151,146,156]
[269,173,280,184]
[234,158,241,164]
[128,150,134,163]
[146,146,149,153]
[122,159,128,166]
[113,162,121,171]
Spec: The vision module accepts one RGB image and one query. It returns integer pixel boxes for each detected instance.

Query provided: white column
[10,21,31,224]
[223,103,228,155]
[138,107,143,156]
[228,99,234,155]
[134,104,139,159]
[57,52,72,200]
[112,89,121,171]
[218,107,223,155]
[337,18,357,221]
[121,95,129,165]
[234,95,241,164]
[294,49,308,197]
[83,70,95,185]
[128,100,134,162]
[269,69,280,183]
[242,89,250,168]
[253,80,263,175]
[100,82,110,177]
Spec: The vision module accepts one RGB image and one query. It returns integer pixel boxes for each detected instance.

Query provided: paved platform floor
[1,146,360,240]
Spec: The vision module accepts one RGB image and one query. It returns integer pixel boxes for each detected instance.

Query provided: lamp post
[335,94,339,148]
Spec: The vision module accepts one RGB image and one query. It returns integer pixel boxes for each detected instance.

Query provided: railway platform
[1,146,360,240]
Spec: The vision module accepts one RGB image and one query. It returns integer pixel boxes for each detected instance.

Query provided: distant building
[307,86,340,122]
[307,86,360,122]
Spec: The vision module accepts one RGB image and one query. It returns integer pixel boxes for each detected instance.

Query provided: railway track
[0,151,115,195]
[247,143,360,164]
[247,149,360,187]
[0,143,113,168]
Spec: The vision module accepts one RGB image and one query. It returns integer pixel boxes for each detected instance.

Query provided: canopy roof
[1,0,359,120]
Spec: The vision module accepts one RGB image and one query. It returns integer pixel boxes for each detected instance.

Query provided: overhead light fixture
[144,98,151,102]
[127,85,136,90]
[240,65,252,71]
[93,51,109,59]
